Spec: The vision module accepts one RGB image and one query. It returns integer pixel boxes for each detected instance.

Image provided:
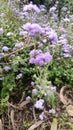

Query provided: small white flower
[7,32,13,36]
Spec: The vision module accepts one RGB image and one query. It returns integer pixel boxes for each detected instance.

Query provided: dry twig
[10,110,16,130]
[0,119,3,130]
[28,120,44,130]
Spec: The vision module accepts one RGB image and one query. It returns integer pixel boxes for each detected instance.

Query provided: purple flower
[15,42,24,48]
[29,49,42,57]
[48,30,58,44]
[34,99,44,110]
[37,59,44,66]
[0,77,4,80]
[29,58,35,64]
[44,52,52,63]
[0,13,6,17]
[40,5,46,12]
[31,81,35,86]
[0,28,4,35]
[39,112,46,120]
[4,66,11,71]
[63,18,70,22]
[49,108,56,114]
[49,6,56,13]
[22,23,44,37]
[59,39,68,45]
[62,43,71,53]
[19,31,28,36]
[23,3,40,13]
[51,13,58,21]
[61,7,68,12]
[16,73,22,79]
[32,88,37,94]
[26,96,31,101]
[2,46,9,52]
[23,3,34,11]
[0,53,4,57]
[22,22,31,31]
[59,27,67,33]
[29,50,52,66]
[49,86,56,91]
[63,53,71,58]
[33,4,40,13]
[30,23,44,34]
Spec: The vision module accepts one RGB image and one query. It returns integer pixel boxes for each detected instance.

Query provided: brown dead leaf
[60,86,68,105]
[10,110,16,130]
[66,105,73,116]
[19,100,30,108]
[28,120,43,130]
[9,100,31,110]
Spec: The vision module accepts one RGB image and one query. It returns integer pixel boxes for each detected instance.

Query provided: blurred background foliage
[21,0,73,17]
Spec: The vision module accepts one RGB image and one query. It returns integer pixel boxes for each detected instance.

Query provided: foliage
[0,0,73,115]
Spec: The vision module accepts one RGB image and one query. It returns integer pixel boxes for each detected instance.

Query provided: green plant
[32,65,58,108]
[0,0,73,117]
[69,124,73,130]
[23,122,31,128]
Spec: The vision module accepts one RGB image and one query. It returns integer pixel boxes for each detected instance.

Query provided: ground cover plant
[0,0,73,130]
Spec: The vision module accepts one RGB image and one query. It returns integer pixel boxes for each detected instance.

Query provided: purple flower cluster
[49,108,56,114]
[47,30,58,44]
[4,66,11,71]
[14,42,24,49]
[34,99,44,110]
[39,112,46,120]
[22,23,44,37]
[23,2,40,13]
[26,96,31,101]
[49,6,56,13]
[29,49,52,66]
[2,46,9,52]
[62,43,73,58]
[31,81,35,86]
[32,88,37,94]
